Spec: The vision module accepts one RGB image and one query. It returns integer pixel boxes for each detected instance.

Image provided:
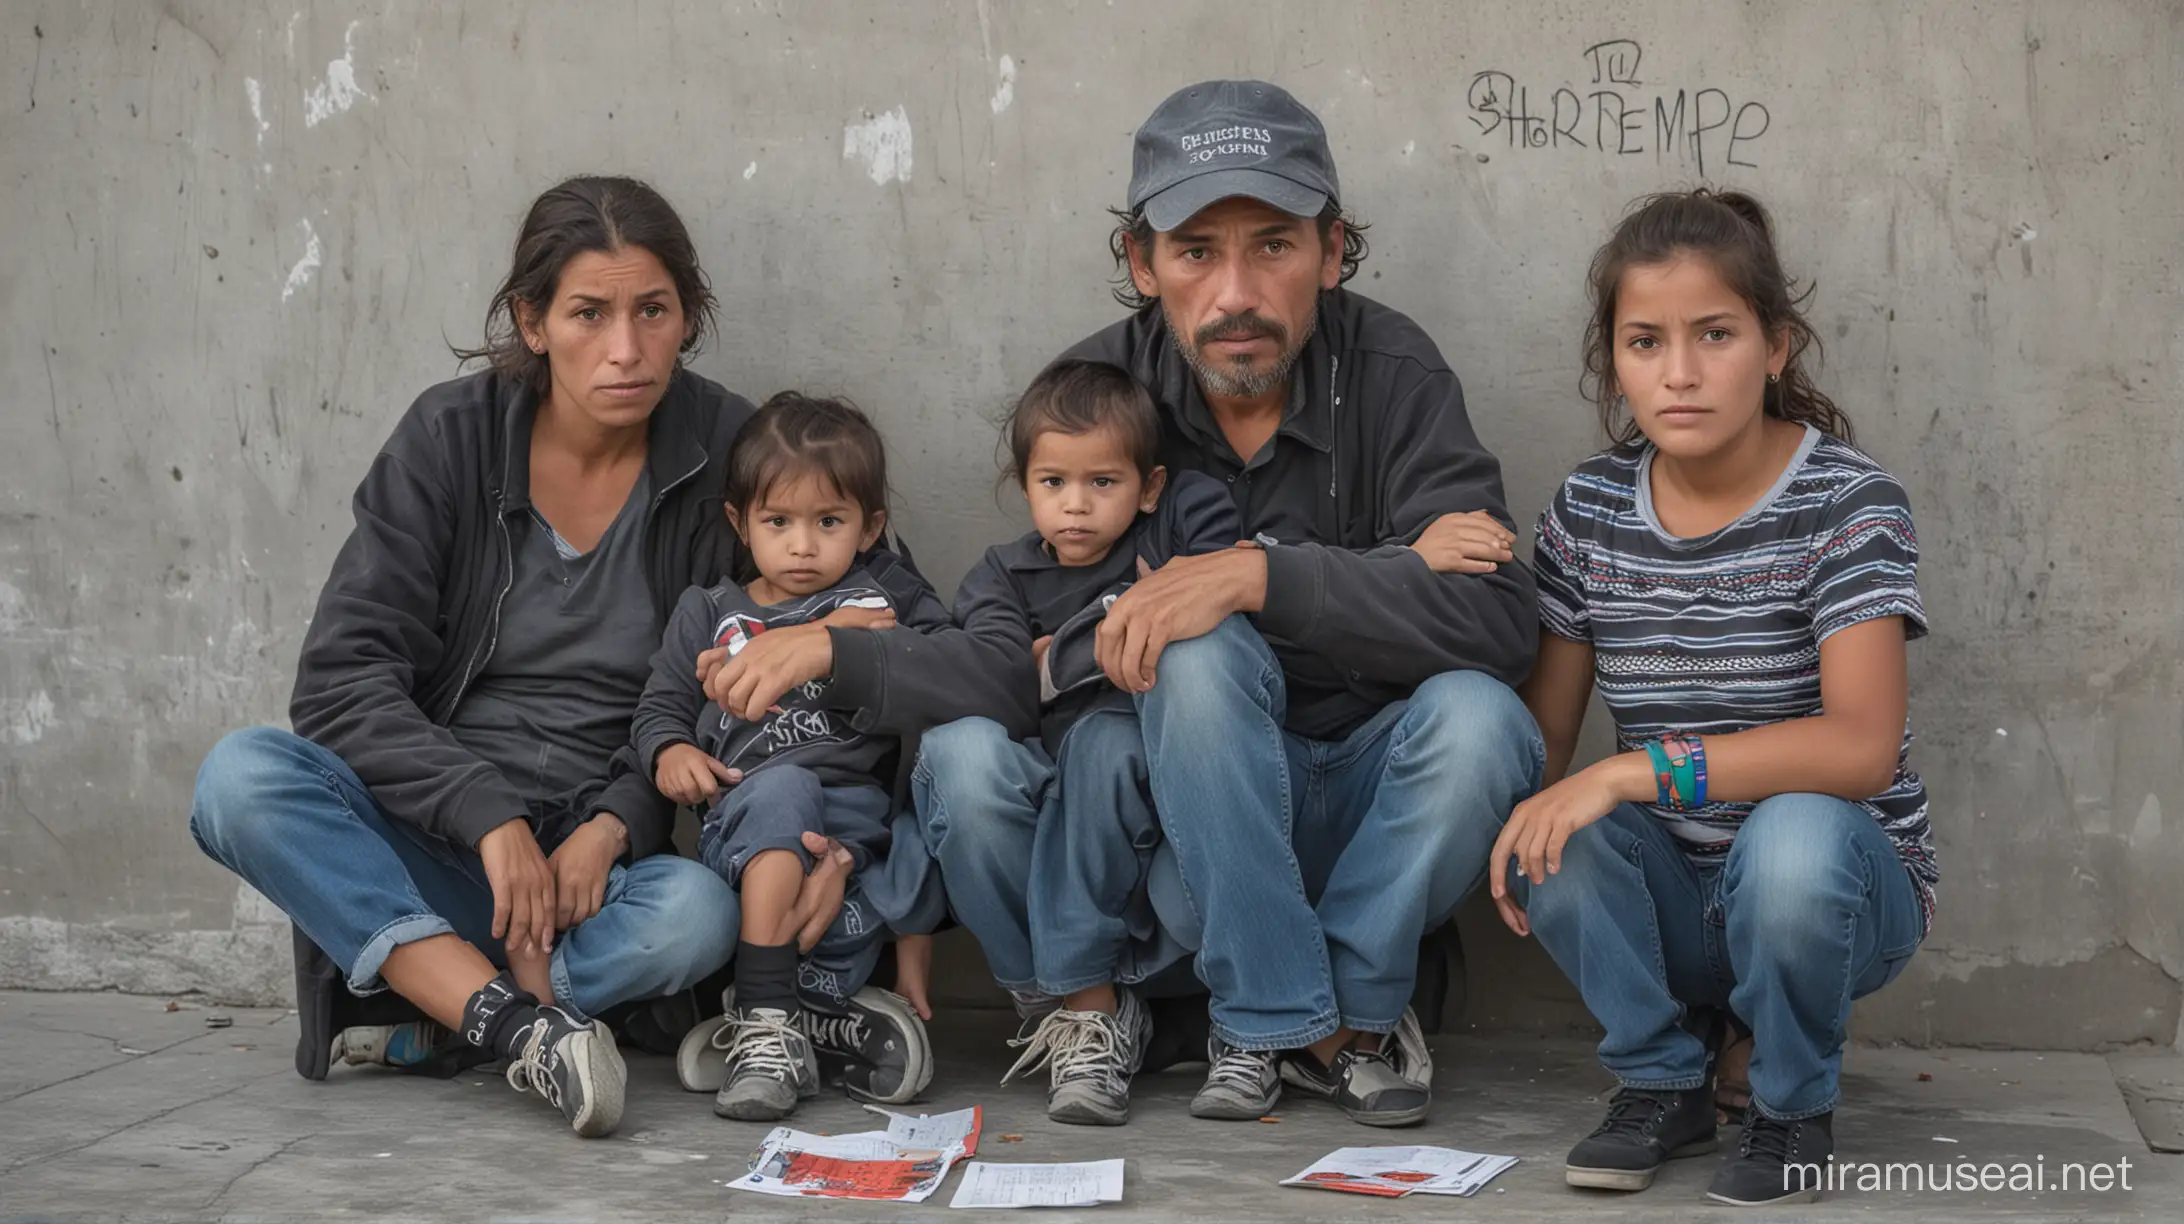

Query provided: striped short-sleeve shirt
[1533,426,1938,931]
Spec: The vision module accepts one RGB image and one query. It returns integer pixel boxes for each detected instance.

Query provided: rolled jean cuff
[1337,1012,1400,1037]
[347,913,456,995]
[1614,1072,1710,1093]
[1211,1008,1341,1052]
[1751,1092,1840,1123]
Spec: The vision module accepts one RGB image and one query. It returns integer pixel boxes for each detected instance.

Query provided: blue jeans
[1135,616,1541,1049]
[1508,795,1924,1121]
[696,764,898,1004]
[189,727,740,1019]
[913,709,1197,997]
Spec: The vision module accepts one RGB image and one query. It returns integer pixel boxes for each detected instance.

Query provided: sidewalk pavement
[2,990,2175,1222]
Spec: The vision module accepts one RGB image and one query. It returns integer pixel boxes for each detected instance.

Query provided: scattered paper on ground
[866,1103,984,1155]
[1281,1146,1518,1198]
[949,1160,1126,1208]
[729,1107,984,1203]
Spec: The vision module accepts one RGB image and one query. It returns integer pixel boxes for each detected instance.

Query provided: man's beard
[1169,306,1316,400]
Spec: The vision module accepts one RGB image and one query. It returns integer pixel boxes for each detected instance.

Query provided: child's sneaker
[802,987,933,1105]
[712,1006,820,1121]
[501,1007,626,1138]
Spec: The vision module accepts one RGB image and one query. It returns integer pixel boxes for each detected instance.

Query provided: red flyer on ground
[728,1107,985,1203]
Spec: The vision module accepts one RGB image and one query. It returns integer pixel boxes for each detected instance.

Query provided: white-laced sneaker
[502,1007,625,1138]
[712,1006,819,1121]
[1190,1037,1282,1120]
[1001,989,1150,1127]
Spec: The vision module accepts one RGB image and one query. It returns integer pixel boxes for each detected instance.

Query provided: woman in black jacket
[190,177,749,1138]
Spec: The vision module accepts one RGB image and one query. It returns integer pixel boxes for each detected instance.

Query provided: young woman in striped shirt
[1434,190,1934,1207]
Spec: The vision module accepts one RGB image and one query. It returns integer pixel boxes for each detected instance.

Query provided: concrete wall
[2,0,2179,1048]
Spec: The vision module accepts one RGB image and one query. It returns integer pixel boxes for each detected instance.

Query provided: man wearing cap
[917,81,1539,1127]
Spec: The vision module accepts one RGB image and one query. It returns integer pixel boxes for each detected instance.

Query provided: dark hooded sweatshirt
[1062,288,1538,740]
[288,367,751,862]
[951,469,1242,746]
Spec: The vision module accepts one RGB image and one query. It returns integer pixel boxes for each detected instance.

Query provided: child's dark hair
[726,392,888,519]
[1003,359,1162,484]
[1582,188,1853,448]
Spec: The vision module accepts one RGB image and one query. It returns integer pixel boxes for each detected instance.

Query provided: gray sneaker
[1001,989,1150,1127]
[1281,1009,1435,1126]
[711,1007,820,1121]
[1190,1038,1282,1120]
[502,1007,626,1138]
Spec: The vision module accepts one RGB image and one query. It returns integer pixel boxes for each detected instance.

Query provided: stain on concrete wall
[0,1,2178,1046]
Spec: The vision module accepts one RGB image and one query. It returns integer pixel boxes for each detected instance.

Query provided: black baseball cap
[1128,80,1340,232]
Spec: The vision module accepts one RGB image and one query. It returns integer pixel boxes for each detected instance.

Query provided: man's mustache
[1194,312,1288,351]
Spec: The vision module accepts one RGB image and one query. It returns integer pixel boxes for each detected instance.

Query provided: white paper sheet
[865,1104,985,1154]
[948,1160,1126,1208]
[1281,1146,1518,1198]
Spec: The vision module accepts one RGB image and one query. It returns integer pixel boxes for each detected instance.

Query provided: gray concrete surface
[2,1,2181,1048]
[1,992,2176,1222]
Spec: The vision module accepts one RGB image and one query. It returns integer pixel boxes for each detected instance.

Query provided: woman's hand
[655,743,740,806]
[1488,754,1647,937]
[479,819,557,956]
[549,813,627,930]
[703,623,836,721]
[1410,511,1516,574]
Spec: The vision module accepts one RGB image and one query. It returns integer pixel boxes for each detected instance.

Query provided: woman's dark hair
[1003,359,1162,483]
[454,175,718,397]
[1106,200,1370,310]
[726,392,889,521]
[1583,188,1851,448]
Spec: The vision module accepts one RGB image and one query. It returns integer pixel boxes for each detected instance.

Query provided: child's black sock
[460,972,543,1058]
[735,940,801,1016]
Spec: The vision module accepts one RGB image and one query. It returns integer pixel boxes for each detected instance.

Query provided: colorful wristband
[1666,736,1697,812]
[1643,739,1679,809]
[1683,734,1709,808]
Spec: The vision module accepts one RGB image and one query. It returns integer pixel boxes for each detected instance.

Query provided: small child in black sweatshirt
[631,393,942,1122]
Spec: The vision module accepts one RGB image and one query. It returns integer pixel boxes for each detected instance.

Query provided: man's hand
[1411,510,1516,574]
[702,623,834,722]
[694,604,896,693]
[478,819,556,956]
[655,743,741,806]
[791,832,853,954]
[550,813,627,930]
[1094,547,1268,693]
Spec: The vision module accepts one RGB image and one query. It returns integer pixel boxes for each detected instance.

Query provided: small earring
[1767,372,1781,384]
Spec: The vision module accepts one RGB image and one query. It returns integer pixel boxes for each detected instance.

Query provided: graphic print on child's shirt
[712,588,893,774]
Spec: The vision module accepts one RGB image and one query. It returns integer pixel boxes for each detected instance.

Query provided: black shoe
[1565,1085,1718,1190]
[802,987,933,1105]
[502,1007,626,1138]
[1707,1110,1833,1206]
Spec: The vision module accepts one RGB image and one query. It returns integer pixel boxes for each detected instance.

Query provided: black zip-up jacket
[631,552,952,793]
[953,470,1241,746]
[289,367,752,861]
[1063,288,1538,739]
